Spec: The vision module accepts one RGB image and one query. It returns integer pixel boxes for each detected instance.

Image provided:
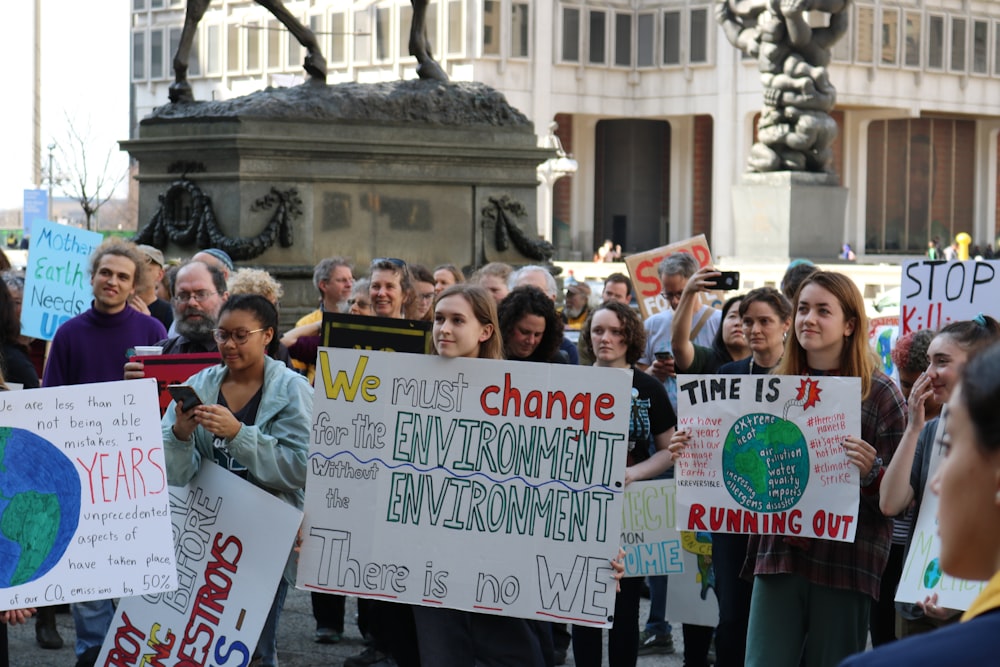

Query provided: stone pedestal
[122,81,554,325]
[730,171,847,261]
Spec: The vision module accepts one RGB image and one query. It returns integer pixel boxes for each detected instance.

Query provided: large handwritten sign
[675,374,861,542]
[624,235,716,320]
[620,479,683,578]
[21,220,102,340]
[900,260,1000,335]
[896,411,986,610]
[0,379,174,609]
[297,349,631,627]
[665,532,718,627]
[97,462,302,666]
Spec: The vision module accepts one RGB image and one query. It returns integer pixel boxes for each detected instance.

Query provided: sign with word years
[665,532,718,627]
[620,479,683,578]
[97,462,302,666]
[896,411,986,610]
[624,235,718,320]
[0,379,174,609]
[21,220,102,340]
[900,259,1000,335]
[675,374,862,542]
[297,348,632,627]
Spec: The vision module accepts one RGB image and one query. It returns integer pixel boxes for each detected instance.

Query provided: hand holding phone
[704,271,740,291]
[654,350,673,361]
[167,384,203,412]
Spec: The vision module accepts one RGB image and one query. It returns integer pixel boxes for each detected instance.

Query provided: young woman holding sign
[840,341,1000,665]
[574,300,677,667]
[742,271,906,667]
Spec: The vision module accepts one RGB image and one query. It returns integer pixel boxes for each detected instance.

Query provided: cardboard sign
[675,374,862,542]
[21,220,103,340]
[623,235,718,320]
[322,312,432,354]
[896,410,986,610]
[868,315,900,381]
[130,353,221,415]
[0,379,174,608]
[900,260,1000,335]
[297,348,631,627]
[97,462,303,666]
[620,479,683,578]
[665,532,718,627]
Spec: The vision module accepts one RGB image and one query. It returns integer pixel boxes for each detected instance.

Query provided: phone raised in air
[705,271,740,291]
[167,384,203,411]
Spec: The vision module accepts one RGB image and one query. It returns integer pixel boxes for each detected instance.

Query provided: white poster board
[675,375,861,542]
[665,532,718,627]
[297,349,631,628]
[896,410,986,610]
[900,260,1000,335]
[0,379,174,608]
[620,479,683,578]
[97,462,303,666]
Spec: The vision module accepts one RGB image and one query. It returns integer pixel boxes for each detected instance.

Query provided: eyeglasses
[212,328,265,345]
[660,291,683,301]
[173,290,218,304]
[348,298,372,308]
[371,257,407,268]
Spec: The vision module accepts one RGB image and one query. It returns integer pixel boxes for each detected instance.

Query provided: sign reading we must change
[297,349,631,627]
[675,374,861,542]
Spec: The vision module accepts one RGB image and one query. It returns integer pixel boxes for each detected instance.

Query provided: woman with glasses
[406,265,436,321]
[347,279,372,316]
[162,294,312,667]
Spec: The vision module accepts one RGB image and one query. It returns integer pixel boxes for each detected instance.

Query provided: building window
[880,8,898,65]
[287,13,304,69]
[133,0,146,11]
[227,23,240,73]
[904,11,920,67]
[376,7,391,61]
[327,12,345,65]
[246,21,261,71]
[951,17,966,72]
[167,26,199,78]
[355,10,371,63]
[205,25,220,75]
[663,10,680,65]
[399,4,413,63]
[483,0,501,55]
[448,0,463,55]
[589,10,606,64]
[996,21,1000,75]
[150,0,163,8]
[637,13,654,67]
[614,13,631,67]
[132,31,146,81]
[511,3,529,58]
[150,28,165,78]
[561,7,580,62]
[973,20,988,74]
[856,5,874,63]
[266,20,281,70]
[928,15,944,69]
[690,7,708,63]
[310,14,326,65]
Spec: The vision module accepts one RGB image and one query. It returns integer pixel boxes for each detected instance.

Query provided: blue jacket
[839,609,1000,666]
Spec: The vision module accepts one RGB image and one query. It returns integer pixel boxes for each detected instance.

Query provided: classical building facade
[131,0,1000,261]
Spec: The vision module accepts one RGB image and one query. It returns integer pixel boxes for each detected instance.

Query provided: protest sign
[620,479,683,578]
[21,220,103,340]
[0,379,174,608]
[97,462,302,666]
[868,315,899,380]
[22,189,48,236]
[900,259,1000,335]
[674,374,861,542]
[896,411,986,610]
[297,348,631,627]
[665,532,718,627]
[130,353,221,415]
[322,312,432,353]
[623,235,718,320]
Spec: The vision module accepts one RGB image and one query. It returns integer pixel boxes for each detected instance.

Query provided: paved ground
[6,589,687,666]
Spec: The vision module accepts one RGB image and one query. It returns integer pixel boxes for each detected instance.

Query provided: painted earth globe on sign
[0,427,80,587]
[721,413,809,512]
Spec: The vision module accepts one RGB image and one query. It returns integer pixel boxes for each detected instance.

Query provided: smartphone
[705,271,740,291]
[167,384,203,411]
[654,350,673,361]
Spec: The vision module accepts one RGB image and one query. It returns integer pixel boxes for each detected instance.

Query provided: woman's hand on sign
[610,548,625,592]
[918,593,959,620]
[1,608,36,625]
[668,429,690,461]
[195,405,242,441]
[843,436,877,478]
[123,360,146,380]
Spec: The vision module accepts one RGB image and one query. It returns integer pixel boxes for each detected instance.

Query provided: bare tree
[53,114,128,231]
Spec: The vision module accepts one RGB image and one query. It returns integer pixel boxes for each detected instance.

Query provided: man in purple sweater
[42,238,167,667]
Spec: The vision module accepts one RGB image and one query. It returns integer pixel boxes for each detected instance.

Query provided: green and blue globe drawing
[721,413,810,512]
[0,427,80,587]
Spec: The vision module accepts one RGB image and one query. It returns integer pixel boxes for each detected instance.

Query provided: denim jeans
[644,576,672,635]
[71,599,115,657]
[255,579,289,667]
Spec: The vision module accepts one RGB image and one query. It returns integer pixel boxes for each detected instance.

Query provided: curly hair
[89,238,145,290]
[890,329,935,374]
[579,301,646,366]
[228,268,284,304]
[497,286,564,362]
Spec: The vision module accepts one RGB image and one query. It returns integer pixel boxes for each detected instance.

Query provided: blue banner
[22,189,48,236]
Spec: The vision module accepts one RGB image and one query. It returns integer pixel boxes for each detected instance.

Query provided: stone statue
[170,0,447,103]
[717,0,850,172]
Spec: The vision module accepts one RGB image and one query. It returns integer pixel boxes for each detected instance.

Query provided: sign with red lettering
[674,374,861,542]
[900,259,1000,335]
[0,379,174,606]
[128,353,220,415]
[623,235,718,320]
[298,348,632,627]
[97,461,302,666]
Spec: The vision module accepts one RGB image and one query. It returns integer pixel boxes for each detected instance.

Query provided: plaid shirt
[744,371,907,600]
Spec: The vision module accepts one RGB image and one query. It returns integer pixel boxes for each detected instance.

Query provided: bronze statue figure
[170,0,448,103]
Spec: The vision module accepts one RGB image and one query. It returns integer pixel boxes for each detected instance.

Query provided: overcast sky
[0,2,130,211]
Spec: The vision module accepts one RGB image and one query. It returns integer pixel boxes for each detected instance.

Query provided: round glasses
[212,328,265,345]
